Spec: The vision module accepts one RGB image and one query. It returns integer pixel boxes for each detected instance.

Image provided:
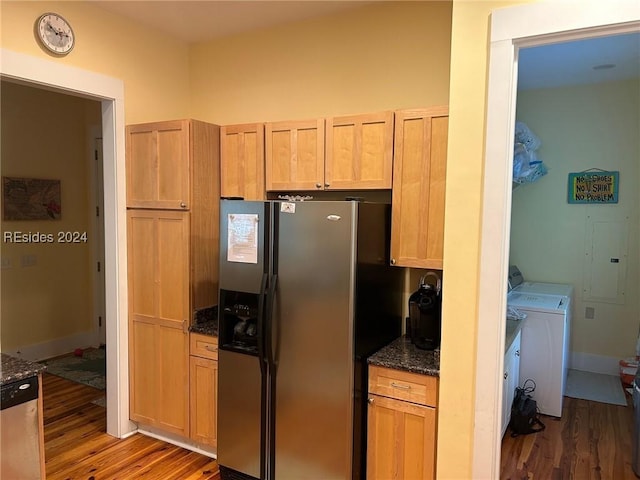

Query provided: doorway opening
[0,48,131,438]
[473,3,640,479]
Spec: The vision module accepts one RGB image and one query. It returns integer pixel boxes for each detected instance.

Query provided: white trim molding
[3,331,101,362]
[570,351,625,376]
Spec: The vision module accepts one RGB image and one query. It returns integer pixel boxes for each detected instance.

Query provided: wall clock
[36,13,75,55]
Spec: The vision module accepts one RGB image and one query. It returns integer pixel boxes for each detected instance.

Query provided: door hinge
[98,316,102,327]
[94,149,99,161]
[96,206,100,217]
[97,261,101,272]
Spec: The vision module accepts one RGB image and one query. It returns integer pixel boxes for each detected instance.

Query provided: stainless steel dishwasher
[0,375,43,480]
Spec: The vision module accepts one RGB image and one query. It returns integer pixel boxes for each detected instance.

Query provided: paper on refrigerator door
[227,213,258,264]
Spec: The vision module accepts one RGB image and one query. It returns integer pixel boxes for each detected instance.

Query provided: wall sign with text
[567,171,619,204]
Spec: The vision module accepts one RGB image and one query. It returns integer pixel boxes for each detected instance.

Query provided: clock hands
[45,21,70,46]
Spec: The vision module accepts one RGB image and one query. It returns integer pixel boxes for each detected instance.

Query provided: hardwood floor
[42,373,220,480]
[501,394,635,479]
[45,371,635,479]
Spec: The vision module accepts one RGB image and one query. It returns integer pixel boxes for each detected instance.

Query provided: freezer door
[218,349,263,479]
[219,200,269,294]
[272,201,356,479]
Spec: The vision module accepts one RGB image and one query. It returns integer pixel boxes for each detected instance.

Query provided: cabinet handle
[515,350,520,356]
[324,183,331,188]
[391,382,411,390]
[205,345,218,352]
[504,372,508,379]
[390,258,396,265]
[315,183,322,189]
[368,397,374,404]
[180,202,187,208]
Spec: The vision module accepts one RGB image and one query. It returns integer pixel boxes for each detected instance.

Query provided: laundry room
[507,33,640,407]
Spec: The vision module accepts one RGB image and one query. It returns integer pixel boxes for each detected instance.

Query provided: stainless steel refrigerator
[217,200,403,480]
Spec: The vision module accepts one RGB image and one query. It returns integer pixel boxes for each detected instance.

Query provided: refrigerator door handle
[266,274,278,369]
[257,273,269,374]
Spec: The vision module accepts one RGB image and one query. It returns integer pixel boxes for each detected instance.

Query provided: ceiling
[89,0,374,43]
[518,32,640,90]
[89,1,638,90]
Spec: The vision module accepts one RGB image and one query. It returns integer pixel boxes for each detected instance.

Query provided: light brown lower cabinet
[189,333,218,449]
[130,319,190,437]
[367,366,438,480]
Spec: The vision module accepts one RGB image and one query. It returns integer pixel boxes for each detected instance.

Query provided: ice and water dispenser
[219,290,261,354]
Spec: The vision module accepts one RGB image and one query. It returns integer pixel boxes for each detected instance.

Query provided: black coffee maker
[408,272,442,350]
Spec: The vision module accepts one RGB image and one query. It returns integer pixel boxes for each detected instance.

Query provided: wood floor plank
[501,394,634,479]
[42,373,221,479]
[54,435,179,480]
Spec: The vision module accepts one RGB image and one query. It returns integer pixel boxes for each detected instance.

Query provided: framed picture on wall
[2,177,62,220]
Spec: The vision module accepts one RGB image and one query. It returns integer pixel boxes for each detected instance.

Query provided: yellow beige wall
[441,0,534,477]
[0,1,190,123]
[189,1,452,124]
[1,81,101,352]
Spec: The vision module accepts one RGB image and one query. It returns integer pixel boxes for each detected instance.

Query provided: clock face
[36,13,74,55]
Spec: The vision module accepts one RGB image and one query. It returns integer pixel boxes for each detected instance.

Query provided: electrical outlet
[585,306,595,319]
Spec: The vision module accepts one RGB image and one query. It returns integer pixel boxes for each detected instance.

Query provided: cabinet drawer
[190,333,218,360]
[369,365,438,407]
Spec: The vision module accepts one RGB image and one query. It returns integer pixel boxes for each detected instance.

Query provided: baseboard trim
[137,426,216,459]
[3,330,100,361]
[570,351,623,376]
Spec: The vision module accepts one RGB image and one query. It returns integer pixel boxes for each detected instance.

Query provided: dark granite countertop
[189,320,218,337]
[505,318,525,353]
[189,306,218,337]
[368,335,440,377]
[1,353,47,386]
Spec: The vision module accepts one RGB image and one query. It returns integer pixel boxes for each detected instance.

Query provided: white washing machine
[508,265,574,297]
[507,266,573,417]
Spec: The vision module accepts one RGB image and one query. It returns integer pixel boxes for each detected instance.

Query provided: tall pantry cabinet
[126,119,220,437]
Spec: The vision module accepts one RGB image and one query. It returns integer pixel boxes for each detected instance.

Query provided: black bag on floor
[509,379,545,437]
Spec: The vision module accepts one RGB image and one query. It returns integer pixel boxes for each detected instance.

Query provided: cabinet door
[265,119,325,191]
[128,209,190,436]
[326,112,393,190]
[502,331,521,437]
[130,320,189,436]
[221,123,265,200]
[367,394,436,480]
[391,107,448,269]
[128,209,190,328]
[190,356,218,448]
[126,120,190,209]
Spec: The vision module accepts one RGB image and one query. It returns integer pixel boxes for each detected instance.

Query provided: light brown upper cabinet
[126,119,220,210]
[265,119,325,191]
[220,123,265,200]
[390,107,449,269]
[325,111,394,190]
[126,120,189,209]
[265,113,394,192]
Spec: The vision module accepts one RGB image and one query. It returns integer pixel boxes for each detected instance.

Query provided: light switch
[21,254,37,267]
